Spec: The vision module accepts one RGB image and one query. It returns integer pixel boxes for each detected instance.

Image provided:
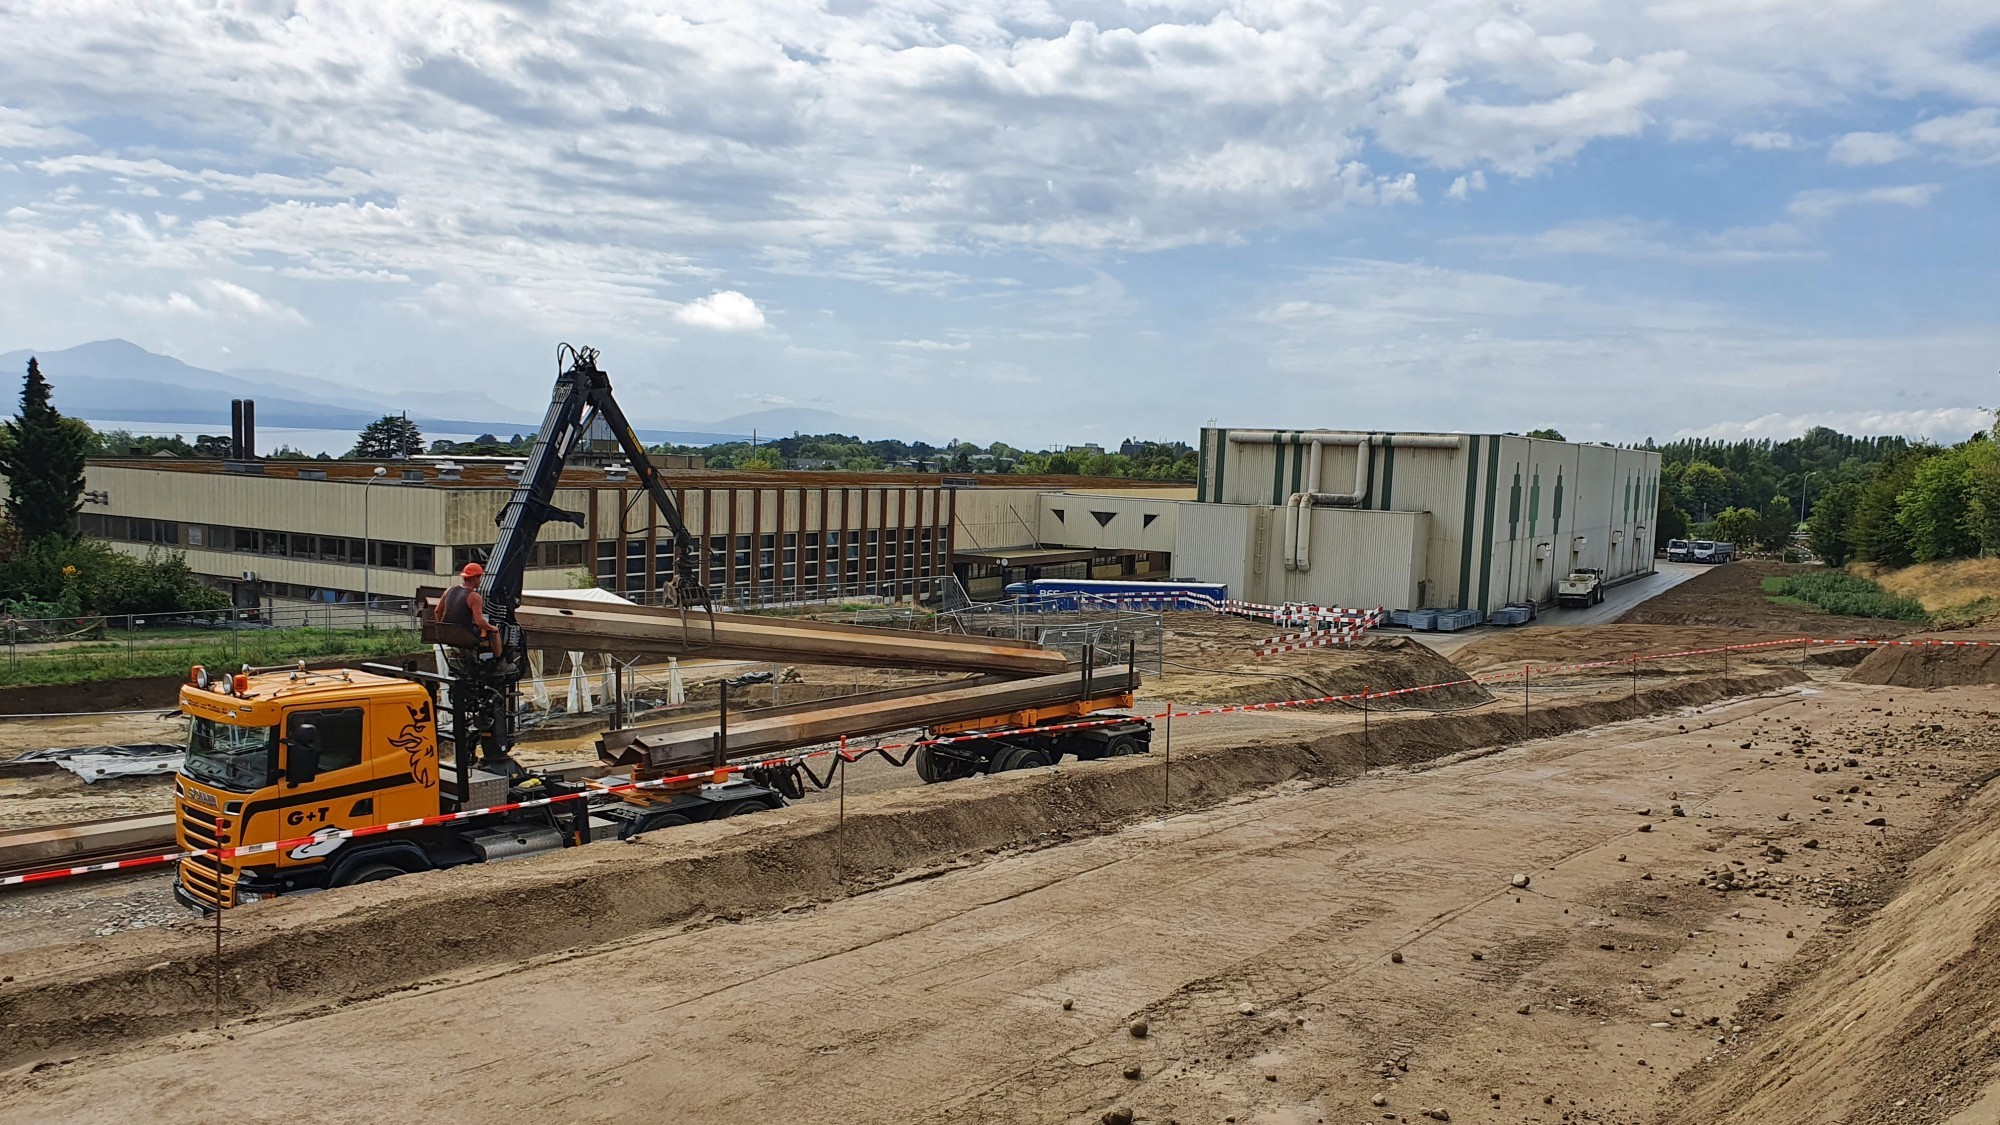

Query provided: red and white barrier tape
[5,632,1984,890]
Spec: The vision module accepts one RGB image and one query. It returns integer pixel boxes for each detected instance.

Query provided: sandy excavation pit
[0,672,1994,1124]
[0,601,1998,1122]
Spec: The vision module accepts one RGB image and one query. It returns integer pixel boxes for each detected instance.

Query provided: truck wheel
[990,745,1051,773]
[1104,733,1144,757]
[622,812,691,839]
[914,743,947,783]
[718,799,777,818]
[335,861,404,887]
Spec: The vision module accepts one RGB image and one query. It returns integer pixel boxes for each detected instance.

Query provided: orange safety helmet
[460,562,485,579]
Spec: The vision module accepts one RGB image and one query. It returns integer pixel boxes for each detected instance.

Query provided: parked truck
[1556,567,1605,608]
[1690,540,1735,564]
[1665,538,1691,562]
[173,346,1147,910]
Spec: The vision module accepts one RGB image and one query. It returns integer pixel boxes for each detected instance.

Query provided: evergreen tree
[349,413,426,459]
[0,358,88,542]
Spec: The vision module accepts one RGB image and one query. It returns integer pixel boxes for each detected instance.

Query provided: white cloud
[1446,171,1488,199]
[1910,107,2000,164]
[1733,130,1799,150]
[1785,183,1938,222]
[672,290,765,332]
[1245,259,2000,442]
[1828,131,1916,166]
[1676,408,1993,442]
[0,106,81,150]
[889,339,971,351]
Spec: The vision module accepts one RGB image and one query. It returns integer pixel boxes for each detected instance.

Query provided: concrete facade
[77,458,1185,609]
[1188,429,1661,613]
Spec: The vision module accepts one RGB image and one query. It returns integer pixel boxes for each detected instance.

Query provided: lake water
[85,420,482,459]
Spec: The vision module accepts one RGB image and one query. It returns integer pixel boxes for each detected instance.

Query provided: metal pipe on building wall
[1229,431,1463,574]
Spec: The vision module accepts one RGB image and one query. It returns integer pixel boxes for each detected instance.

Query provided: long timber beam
[599,663,1140,773]
[417,591,1069,677]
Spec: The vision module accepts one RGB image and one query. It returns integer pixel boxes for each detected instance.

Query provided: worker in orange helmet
[434,562,509,669]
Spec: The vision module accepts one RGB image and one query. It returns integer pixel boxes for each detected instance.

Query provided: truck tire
[915,742,982,783]
[334,861,405,887]
[620,811,690,839]
[717,799,778,818]
[990,745,1051,773]
[1104,733,1144,757]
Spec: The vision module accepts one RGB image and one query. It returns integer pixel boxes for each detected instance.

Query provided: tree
[1808,482,1864,566]
[349,413,425,459]
[1525,428,1566,441]
[0,358,89,543]
[1681,461,1730,521]
[1655,494,1689,543]
[1754,495,1797,552]
[740,446,782,470]
[1709,506,1760,547]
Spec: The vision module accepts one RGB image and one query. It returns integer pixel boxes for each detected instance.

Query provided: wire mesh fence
[935,583,1166,674]
[0,605,422,688]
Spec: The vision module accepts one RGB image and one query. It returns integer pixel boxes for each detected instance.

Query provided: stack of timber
[599,663,1140,772]
[417,591,1070,677]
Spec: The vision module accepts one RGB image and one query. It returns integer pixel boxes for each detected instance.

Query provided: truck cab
[1665,538,1690,562]
[175,665,449,909]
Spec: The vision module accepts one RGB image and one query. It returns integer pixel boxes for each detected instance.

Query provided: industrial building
[76,456,1187,612]
[1177,428,1662,614]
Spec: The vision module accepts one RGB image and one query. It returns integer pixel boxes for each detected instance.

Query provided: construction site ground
[2,586,2000,1122]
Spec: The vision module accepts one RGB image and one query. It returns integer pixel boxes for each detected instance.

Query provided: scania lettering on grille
[188,789,219,808]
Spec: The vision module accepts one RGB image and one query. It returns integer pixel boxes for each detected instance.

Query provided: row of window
[450,542,589,572]
[80,514,437,573]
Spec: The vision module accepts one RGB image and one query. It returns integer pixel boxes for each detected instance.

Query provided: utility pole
[362,465,386,628]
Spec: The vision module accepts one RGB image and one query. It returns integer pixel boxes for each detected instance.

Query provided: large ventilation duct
[1228,430,1465,572]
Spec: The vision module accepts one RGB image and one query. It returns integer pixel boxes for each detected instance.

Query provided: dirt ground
[0,678,1992,1123]
[1617,560,1921,637]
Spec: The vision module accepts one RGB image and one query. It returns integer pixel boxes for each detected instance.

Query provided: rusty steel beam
[418,591,1068,677]
[599,663,1140,773]
[0,812,177,880]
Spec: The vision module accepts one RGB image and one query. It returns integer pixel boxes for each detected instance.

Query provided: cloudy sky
[0,0,1995,447]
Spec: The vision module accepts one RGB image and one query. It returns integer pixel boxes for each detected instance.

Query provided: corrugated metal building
[1179,429,1662,614]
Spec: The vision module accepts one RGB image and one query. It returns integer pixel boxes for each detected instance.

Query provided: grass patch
[1929,596,2000,630]
[1768,572,1929,623]
[0,628,422,688]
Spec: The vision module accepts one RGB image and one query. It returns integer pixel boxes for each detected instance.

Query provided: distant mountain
[0,340,755,445]
[710,407,942,445]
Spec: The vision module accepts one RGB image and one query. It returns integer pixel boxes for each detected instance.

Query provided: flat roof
[951,546,1141,566]
[85,458,1191,493]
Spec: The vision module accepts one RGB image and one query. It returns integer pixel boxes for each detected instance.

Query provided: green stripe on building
[1272,433,1287,505]
[1213,427,1228,504]
[1476,436,1501,614]
[1457,435,1481,609]
[1196,428,1210,502]
[1290,432,1303,497]
[1380,436,1395,511]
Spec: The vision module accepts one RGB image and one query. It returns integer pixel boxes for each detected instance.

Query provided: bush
[1771,572,1929,623]
[0,538,228,618]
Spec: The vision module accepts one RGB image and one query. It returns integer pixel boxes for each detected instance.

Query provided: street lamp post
[363,466,386,629]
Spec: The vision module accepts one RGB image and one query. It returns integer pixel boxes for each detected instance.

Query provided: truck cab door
[274,707,369,863]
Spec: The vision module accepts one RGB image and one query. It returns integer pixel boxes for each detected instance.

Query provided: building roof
[84,457,1192,493]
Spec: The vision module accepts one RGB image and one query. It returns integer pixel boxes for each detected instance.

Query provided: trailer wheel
[718,799,777,818]
[620,812,691,839]
[990,745,1051,773]
[1104,733,1144,757]
[335,862,405,887]
[915,742,981,783]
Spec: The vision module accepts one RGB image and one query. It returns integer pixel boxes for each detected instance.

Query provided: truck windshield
[183,718,276,792]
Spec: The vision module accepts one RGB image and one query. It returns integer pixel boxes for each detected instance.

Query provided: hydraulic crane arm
[482,343,709,618]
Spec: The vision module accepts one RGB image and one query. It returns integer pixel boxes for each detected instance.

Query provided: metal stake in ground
[1361,686,1370,773]
[1522,663,1531,741]
[1631,654,1638,700]
[212,894,223,1030]
[1161,704,1173,814]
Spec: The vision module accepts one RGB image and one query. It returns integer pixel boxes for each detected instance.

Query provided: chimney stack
[242,399,256,459]
[229,400,244,460]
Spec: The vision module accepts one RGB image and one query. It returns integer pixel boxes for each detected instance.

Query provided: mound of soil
[1618,561,1918,638]
[1850,639,2000,688]
[1152,616,1490,708]
[1452,623,1798,676]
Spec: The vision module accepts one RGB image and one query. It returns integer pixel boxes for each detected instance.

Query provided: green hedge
[0,627,421,688]
[1769,572,1929,623]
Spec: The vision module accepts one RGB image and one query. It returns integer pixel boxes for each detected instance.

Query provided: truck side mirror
[287,723,321,786]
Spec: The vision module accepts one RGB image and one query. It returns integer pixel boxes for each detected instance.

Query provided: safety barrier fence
[8,632,1990,891]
